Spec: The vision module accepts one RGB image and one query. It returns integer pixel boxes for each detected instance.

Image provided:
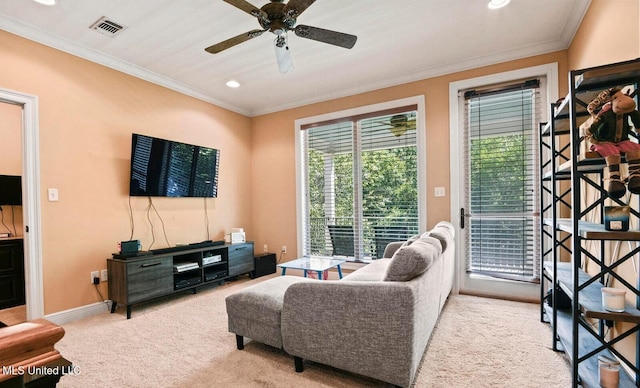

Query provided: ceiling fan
[377,114,416,137]
[205,0,358,73]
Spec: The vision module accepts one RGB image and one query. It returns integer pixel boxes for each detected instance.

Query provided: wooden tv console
[107,242,254,319]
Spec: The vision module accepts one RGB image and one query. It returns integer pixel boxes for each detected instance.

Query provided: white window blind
[300,106,419,260]
[464,80,541,281]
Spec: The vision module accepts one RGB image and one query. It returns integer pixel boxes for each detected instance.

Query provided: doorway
[0,88,44,321]
[448,64,558,301]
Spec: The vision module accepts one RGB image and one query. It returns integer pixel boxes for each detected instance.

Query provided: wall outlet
[263,244,268,252]
[282,245,287,254]
[101,269,108,282]
[90,271,99,284]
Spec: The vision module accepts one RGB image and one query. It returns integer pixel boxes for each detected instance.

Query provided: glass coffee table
[277,257,346,280]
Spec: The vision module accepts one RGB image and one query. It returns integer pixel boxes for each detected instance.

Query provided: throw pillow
[402,234,421,246]
[384,236,442,281]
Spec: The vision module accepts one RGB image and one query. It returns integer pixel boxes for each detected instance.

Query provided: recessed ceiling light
[33,0,57,5]
[226,80,240,88]
[488,0,510,9]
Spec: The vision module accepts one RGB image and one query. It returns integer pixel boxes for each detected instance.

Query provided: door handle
[460,208,465,229]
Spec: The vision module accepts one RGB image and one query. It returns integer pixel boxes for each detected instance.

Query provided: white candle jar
[598,355,620,388]
[602,287,626,312]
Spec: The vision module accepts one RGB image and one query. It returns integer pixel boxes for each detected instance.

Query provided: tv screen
[0,175,22,205]
[129,134,220,198]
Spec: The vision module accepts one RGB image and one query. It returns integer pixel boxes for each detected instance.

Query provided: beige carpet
[54,274,571,387]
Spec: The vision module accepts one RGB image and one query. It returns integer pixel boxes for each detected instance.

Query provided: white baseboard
[44,300,111,325]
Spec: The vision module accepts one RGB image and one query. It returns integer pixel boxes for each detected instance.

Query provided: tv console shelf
[107,242,254,319]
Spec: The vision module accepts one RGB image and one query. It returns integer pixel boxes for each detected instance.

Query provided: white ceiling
[0,0,591,117]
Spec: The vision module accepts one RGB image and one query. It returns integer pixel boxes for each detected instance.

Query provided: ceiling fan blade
[223,0,268,20]
[294,25,357,49]
[284,0,316,18]
[204,29,265,54]
[274,36,294,74]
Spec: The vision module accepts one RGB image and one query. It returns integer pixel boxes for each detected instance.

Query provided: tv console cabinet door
[126,257,173,303]
[0,239,25,309]
[227,243,254,277]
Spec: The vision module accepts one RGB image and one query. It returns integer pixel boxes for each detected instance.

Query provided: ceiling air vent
[89,16,126,37]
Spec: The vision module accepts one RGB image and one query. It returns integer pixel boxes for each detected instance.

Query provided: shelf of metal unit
[542,303,635,388]
[541,115,570,136]
[544,262,640,323]
[542,153,608,181]
[545,219,640,241]
[574,58,640,91]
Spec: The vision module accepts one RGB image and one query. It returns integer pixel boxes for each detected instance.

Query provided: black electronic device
[205,269,228,282]
[120,240,140,254]
[129,133,220,198]
[174,275,202,290]
[0,175,22,206]
[189,240,225,249]
[150,240,224,256]
[251,253,277,279]
[111,251,152,260]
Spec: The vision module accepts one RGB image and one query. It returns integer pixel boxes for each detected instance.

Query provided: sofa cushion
[428,223,455,252]
[341,259,391,281]
[384,236,442,281]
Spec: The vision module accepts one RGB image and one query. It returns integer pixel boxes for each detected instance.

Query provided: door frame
[0,88,44,319]
[448,63,558,300]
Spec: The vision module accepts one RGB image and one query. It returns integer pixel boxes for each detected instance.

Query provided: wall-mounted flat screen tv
[0,175,22,205]
[129,133,220,198]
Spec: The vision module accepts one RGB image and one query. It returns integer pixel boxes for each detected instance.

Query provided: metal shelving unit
[540,58,640,388]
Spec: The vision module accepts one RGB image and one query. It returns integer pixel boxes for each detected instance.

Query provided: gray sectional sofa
[225,221,455,387]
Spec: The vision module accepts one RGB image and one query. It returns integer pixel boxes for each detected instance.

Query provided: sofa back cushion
[428,221,455,252]
[384,236,442,281]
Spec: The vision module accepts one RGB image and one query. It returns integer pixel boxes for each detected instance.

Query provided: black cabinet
[108,242,254,318]
[0,238,25,310]
[251,252,277,278]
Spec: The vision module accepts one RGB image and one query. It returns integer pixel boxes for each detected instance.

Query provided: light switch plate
[48,188,59,202]
[434,187,445,197]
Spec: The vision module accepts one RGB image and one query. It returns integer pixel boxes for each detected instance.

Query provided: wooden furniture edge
[0,318,66,381]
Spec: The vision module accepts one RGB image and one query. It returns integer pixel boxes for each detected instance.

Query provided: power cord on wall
[128,195,135,241]
[148,197,170,247]
[93,282,110,311]
[204,197,211,241]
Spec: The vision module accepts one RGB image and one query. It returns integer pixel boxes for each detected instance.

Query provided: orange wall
[250,51,569,258]
[568,0,640,70]
[0,30,253,314]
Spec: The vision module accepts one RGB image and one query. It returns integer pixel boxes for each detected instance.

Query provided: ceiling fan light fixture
[274,34,294,74]
[33,0,57,5]
[488,0,510,9]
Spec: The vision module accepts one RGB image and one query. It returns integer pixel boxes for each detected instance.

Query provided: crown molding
[0,15,251,116]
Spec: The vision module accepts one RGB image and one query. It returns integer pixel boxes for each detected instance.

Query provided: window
[296,98,425,261]
[463,80,541,281]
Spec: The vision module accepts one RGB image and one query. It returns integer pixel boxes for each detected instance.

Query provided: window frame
[295,96,427,259]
